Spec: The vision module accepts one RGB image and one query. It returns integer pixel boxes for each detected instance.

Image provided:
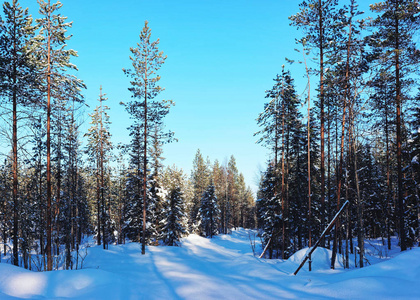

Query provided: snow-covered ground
[0,229,419,299]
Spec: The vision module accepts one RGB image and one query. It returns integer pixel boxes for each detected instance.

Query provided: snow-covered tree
[162,187,186,246]
[199,183,220,238]
[257,164,281,259]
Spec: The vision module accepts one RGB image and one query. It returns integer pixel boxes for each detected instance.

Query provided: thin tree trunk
[97,156,101,246]
[100,87,106,249]
[353,128,364,267]
[345,205,349,268]
[318,0,326,252]
[55,106,62,257]
[280,73,286,259]
[331,2,354,268]
[46,3,53,270]
[326,95,331,249]
[12,9,19,265]
[302,41,312,270]
[142,72,148,255]
[385,99,392,250]
[395,0,406,252]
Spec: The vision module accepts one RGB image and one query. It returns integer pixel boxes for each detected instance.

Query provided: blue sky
[24,0,373,194]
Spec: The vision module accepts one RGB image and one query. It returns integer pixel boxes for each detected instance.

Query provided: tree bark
[46,2,53,270]
[12,7,19,266]
[394,0,406,252]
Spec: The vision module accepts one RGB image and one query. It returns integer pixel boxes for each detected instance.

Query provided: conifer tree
[370,0,420,251]
[0,0,38,266]
[212,160,227,233]
[190,149,210,232]
[409,103,420,246]
[199,183,220,238]
[162,186,186,246]
[257,164,281,259]
[227,156,240,229]
[35,0,84,270]
[85,86,112,248]
[290,1,339,243]
[123,20,172,254]
[63,101,88,268]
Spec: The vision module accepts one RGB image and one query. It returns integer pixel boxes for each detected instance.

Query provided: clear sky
[23,0,374,194]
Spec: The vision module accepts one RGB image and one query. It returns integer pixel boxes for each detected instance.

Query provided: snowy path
[0,229,419,299]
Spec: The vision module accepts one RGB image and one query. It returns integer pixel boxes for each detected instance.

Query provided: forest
[0,0,419,277]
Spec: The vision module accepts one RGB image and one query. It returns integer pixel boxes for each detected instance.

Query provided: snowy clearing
[0,229,419,299]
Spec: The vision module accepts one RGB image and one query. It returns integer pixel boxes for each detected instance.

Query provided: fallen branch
[294,200,349,275]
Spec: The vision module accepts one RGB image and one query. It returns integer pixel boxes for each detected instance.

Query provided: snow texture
[0,229,419,299]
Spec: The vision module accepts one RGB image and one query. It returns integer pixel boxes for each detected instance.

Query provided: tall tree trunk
[100,87,106,249]
[97,156,101,246]
[318,0,326,251]
[55,107,62,257]
[46,7,53,270]
[142,76,148,255]
[394,0,406,252]
[280,74,286,259]
[326,95,331,249]
[331,3,353,268]
[353,125,364,267]
[385,99,392,250]
[12,10,19,265]
[302,41,312,269]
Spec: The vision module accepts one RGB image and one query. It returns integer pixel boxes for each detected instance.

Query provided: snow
[0,229,419,299]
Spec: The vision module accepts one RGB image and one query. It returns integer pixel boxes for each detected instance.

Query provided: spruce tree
[190,149,210,233]
[162,186,186,246]
[227,155,239,229]
[257,164,281,259]
[199,183,220,238]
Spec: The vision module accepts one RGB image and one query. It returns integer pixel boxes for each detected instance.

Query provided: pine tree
[35,0,84,270]
[0,0,39,266]
[370,0,420,251]
[85,86,112,248]
[369,68,396,250]
[123,20,172,255]
[290,1,339,248]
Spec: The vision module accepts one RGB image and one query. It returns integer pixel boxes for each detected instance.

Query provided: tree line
[0,0,255,271]
[256,0,420,268]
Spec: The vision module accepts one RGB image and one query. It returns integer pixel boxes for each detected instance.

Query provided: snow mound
[288,246,342,271]
[0,262,127,299]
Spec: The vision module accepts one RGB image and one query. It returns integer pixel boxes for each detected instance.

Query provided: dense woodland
[256,0,420,268]
[0,0,419,273]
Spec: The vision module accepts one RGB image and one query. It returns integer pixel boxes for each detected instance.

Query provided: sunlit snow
[0,229,419,299]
